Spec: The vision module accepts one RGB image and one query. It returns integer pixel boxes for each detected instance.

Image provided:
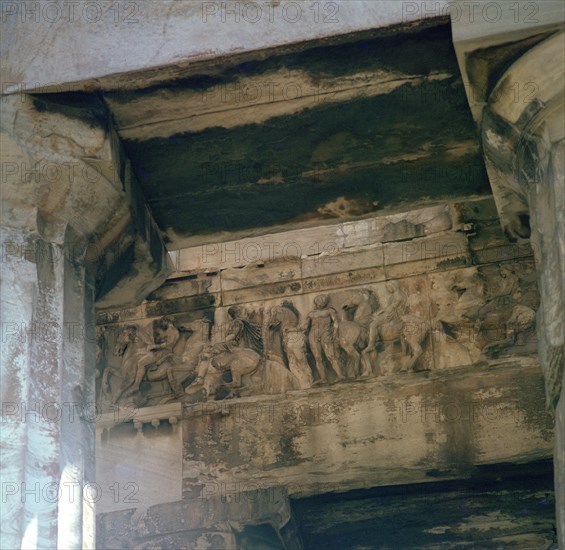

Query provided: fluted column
[454,27,564,545]
[0,90,171,548]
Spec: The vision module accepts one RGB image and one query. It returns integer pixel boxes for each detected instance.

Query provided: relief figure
[187,343,263,399]
[96,326,109,403]
[364,281,428,373]
[109,316,213,405]
[145,318,212,398]
[188,345,228,399]
[339,288,379,378]
[111,324,156,403]
[302,294,345,384]
[475,265,537,357]
[143,316,185,397]
[268,302,313,389]
[225,305,264,354]
[185,307,265,398]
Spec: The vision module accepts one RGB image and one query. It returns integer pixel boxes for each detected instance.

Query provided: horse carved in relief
[187,344,263,398]
[363,282,428,373]
[339,288,379,378]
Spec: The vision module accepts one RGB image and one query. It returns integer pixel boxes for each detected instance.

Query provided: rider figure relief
[151,316,180,361]
[367,281,407,340]
[146,316,185,397]
[364,281,427,373]
[225,306,264,354]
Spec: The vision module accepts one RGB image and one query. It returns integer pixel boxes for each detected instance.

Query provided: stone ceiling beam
[106,69,453,140]
[102,21,490,247]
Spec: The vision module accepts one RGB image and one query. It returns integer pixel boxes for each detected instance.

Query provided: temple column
[452,16,564,543]
[1,224,95,549]
[1,227,39,548]
[0,90,171,548]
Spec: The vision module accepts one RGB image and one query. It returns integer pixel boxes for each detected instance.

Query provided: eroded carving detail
[365,281,428,374]
[302,294,345,384]
[339,288,378,378]
[383,219,425,242]
[268,303,313,390]
[98,263,538,407]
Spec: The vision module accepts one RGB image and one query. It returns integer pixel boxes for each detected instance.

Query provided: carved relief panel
[97,202,538,407]
[96,255,538,407]
[429,259,538,370]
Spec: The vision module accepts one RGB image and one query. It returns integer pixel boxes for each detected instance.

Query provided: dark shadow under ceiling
[104,22,491,249]
[293,460,556,549]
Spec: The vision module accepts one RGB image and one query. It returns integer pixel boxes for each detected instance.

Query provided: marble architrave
[96,197,541,409]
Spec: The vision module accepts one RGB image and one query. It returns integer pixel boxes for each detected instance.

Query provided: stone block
[221,258,302,291]
[96,404,183,514]
[384,232,470,278]
[301,245,384,278]
[182,361,552,497]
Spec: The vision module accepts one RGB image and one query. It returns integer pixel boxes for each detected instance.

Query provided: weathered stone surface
[454,18,564,544]
[176,203,454,269]
[222,257,303,291]
[93,189,551,549]
[222,280,305,307]
[107,66,453,140]
[96,196,540,409]
[451,0,565,120]
[144,293,217,318]
[383,232,470,278]
[0,94,172,310]
[1,94,122,237]
[0,88,170,550]
[96,484,301,549]
[95,154,173,309]
[2,4,560,549]
[301,245,384,278]
[0,229,45,549]
[430,259,538,369]
[1,2,449,93]
[182,360,552,497]
[0,225,97,549]
[101,22,490,247]
[96,404,182,514]
[301,266,387,293]
[295,461,556,549]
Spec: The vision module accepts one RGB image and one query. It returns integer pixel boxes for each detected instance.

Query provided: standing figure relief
[97,257,541,410]
[268,302,314,390]
[301,294,345,384]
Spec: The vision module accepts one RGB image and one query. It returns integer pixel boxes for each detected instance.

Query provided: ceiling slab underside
[105,23,491,249]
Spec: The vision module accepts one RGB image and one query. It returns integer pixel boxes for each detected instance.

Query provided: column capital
[1,93,172,309]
